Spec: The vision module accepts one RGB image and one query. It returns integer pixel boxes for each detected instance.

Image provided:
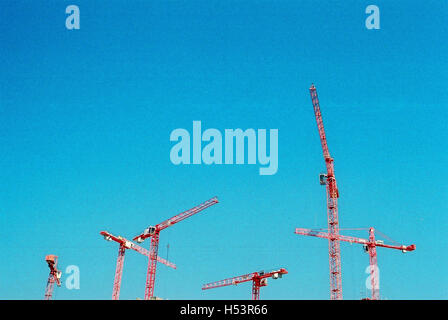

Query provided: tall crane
[100,231,176,300]
[44,255,62,300]
[295,227,415,300]
[309,84,342,300]
[202,268,288,300]
[133,196,219,300]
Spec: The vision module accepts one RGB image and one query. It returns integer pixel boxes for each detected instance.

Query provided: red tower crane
[202,268,288,300]
[295,227,415,300]
[133,196,219,300]
[100,231,176,300]
[309,84,343,300]
[44,255,62,300]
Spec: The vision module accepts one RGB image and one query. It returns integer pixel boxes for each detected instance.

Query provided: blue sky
[0,0,447,300]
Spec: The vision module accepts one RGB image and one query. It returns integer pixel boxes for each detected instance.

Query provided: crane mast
[367,228,379,300]
[146,231,160,299]
[309,84,342,300]
[113,245,126,300]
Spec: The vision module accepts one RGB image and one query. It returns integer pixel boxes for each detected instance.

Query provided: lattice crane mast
[309,84,342,300]
[100,231,176,300]
[44,255,62,300]
[133,196,219,300]
[295,227,415,300]
[202,268,288,300]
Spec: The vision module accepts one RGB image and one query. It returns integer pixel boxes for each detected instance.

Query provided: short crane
[44,255,62,300]
[133,196,219,300]
[294,227,415,300]
[202,268,288,300]
[100,231,176,300]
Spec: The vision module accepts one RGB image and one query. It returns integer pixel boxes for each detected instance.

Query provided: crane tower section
[309,84,342,300]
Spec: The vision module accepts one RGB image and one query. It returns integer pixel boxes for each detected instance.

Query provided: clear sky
[0,0,447,300]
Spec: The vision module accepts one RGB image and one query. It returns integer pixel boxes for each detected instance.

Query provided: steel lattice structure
[309,84,342,299]
[133,196,219,300]
[44,255,61,300]
[202,268,288,300]
[100,231,176,300]
[295,227,415,300]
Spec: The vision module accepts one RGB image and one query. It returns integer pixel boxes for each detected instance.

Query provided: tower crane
[309,84,342,300]
[133,196,219,300]
[100,231,176,300]
[295,227,415,300]
[202,268,288,300]
[44,255,62,300]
